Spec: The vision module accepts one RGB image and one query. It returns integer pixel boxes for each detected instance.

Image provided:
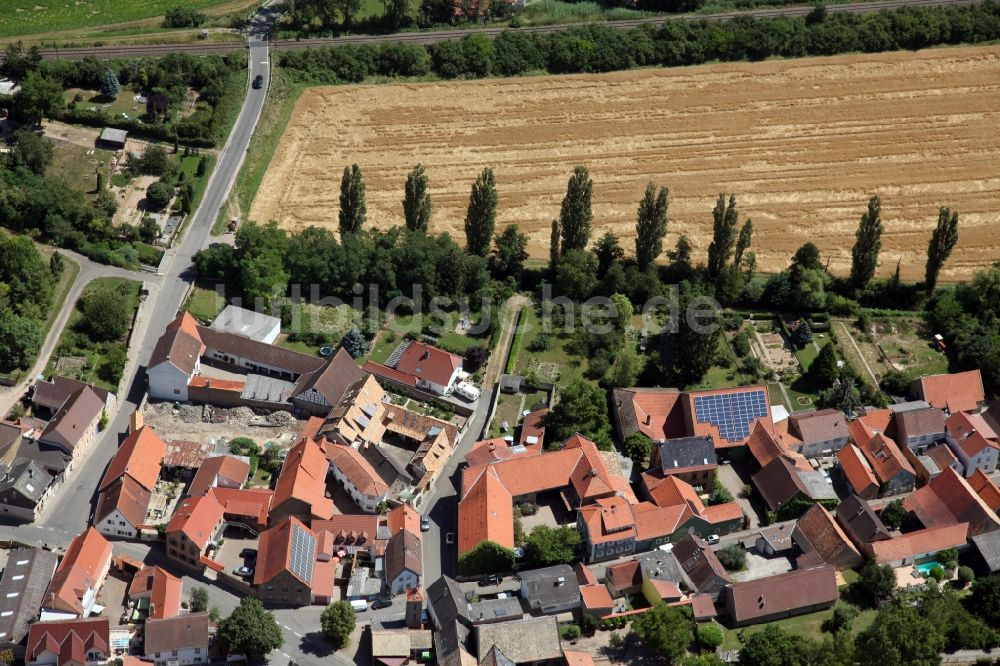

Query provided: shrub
[560,624,581,640]
[528,332,551,352]
[145,181,174,210]
[519,502,537,516]
[698,624,724,650]
[958,566,976,588]
[608,632,624,650]
[716,545,746,571]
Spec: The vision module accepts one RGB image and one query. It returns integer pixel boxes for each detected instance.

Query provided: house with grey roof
[0,458,55,522]
[427,576,473,666]
[385,529,422,595]
[36,385,105,465]
[835,495,892,548]
[895,407,946,453]
[519,565,581,615]
[786,409,850,458]
[475,616,562,665]
[0,548,59,659]
[653,436,718,491]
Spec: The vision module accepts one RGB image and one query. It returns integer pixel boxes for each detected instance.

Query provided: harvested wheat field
[251,45,1000,281]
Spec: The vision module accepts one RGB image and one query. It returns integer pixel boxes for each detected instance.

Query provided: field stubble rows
[250,45,1000,281]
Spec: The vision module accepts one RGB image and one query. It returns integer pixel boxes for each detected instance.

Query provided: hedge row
[278,2,1000,82]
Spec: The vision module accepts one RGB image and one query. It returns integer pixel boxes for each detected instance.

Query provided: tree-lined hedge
[279,2,1000,82]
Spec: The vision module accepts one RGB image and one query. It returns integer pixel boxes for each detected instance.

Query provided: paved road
[25,0,982,61]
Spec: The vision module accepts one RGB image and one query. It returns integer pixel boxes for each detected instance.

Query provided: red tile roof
[313,514,380,550]
[564,650,597,666]
[99,426,166,493]
[612,388,687,442]
[208,487,272,529]
[95,474,152,529]
[914,370,985,413]
[858,433,914,484]
[325,443,388,498]
[865,523,969,563]
[188,455,250,497]
[387,504,421,537]
[458,467,514,554]
[682,386,773,449]
[969,469,1000,512]
[946,411,999,457]
[166,494,224,549]
[38,386,105,452]
[519,408,548,447]
[690,593,717,620]
[703,502,744,524]
[903,466,1000,536]
[394,341,462,388]
[579,583,614,613]
[274,437,334,519]
[255,516,317,587]
[837,443,879,495]
[128,566,182,620]
[186,376,244,391]
[574,562,597,586]
[606,560,642,590]
[632,502,692,541]
[44,528,112,615]
[725,565,837,624]
[578,496,639,545]
[27,618,109,665]
[746,421,786,468]
[465,438,542,467]
[792,504,861,569]
[149,313,205,375]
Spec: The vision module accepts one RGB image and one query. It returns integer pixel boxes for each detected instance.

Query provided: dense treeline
[2,47,246,146]
[278,1,1000,82]
[0,232,58,373]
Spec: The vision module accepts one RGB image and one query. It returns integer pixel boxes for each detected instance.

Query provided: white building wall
[151,646,208,666]
[390,570,419,595]
[97,508,138,539]
[148,362,192,401]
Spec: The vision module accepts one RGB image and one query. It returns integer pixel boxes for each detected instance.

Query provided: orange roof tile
[648,476,704,513]
[255,516,317,587]
[457,467,514,554]
[579,496,638,545]
[149,567,182,620]
[574,562,598,586]
[631,501,690,542]
[702,502,744,524]
[837,443,879,495]
[465,438,542,467]
[44,528,112,615]
[904,466,1000,536]
[186,376,244,391]
[387,504,421,537]
[99,426,166,493]
[865,523,969,563]
[746,421,785,468]
[188,455,250,497]
[564,650,597,666]
[208,487,273,528]
[650,578,682,600]
[274,437,334,520]
[626,388,687,442]
[682,386,773,448]
[969,469,1000,512]
[166,494,224,549]
[325,443,388,498]
[859,433,914,484]
[915,370,985,413]
[394,341,462,388]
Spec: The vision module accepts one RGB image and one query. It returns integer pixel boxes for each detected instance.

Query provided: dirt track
[250,46,1000,281]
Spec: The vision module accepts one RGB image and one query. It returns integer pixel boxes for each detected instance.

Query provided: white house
[393,341,463,395]
[945,411,1000,477]
[144,614,210,666]
[386,529,422,595]
[27,618,110,666]
[210,305,281,344]
[147,313,204,401]
[327,444,390,513]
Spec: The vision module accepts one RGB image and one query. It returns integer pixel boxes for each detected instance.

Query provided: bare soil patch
[251,46,1000,281]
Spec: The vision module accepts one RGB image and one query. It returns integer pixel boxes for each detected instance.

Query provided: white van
[349,599,368,613]
[454,381,481,401]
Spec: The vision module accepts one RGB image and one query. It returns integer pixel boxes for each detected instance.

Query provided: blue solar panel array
[694,390,768,442]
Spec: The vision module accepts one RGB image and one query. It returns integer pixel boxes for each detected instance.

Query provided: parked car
[478,574,502,587]
[233,566,253,577]
[252,75,264,89]
[420,516,430,532]
[445,532,455,545]
[371,597,393,610]
[240,548,257,559]
[706,534,720,545]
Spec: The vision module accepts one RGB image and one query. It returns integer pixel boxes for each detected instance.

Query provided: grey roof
[38,386,104,452]
[0,421,21,457]
[789,409,849,444]
[475,617,562,664]
[144,613,210,655]
[15,439,70,476]
[466,597,523,625]
[672,534,732,601]
[196,325,325,376]
[241,374,296,403]
[0,548,59,645]
[479,645,516,666]
[634,550,692,591]
[896,407,946,442]
[519,565,580,611]
[889,400,932,413]
[32,376,111,413]
[427,576,469,630]
[433,621,470,666]
[211,305,281,341]
[658,436,716,472]
[499,375,522,393]
[0,458,53,506]
[99,127,128,144]
[972,531,1000,572]
[835,495,891,545]
[798,470,837,501]
[385,529,422,581]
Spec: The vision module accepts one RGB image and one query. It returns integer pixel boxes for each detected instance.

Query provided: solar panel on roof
[289,523,316,585]
[694,390,768,442]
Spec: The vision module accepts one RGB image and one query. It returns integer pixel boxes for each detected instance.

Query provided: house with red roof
[837,444,879,500]
[944,411,999,477]
[911,369,986,414]
[312,514,383,557]
[94,413,166,539]
[187,455,250,497]
[864,523,969,567]
[326,443,389,514]
[26,617,109,666]
[207,487,272,533]
[147,313,205,402]
[791,504,862,570]
[903,466,1000,537]
[165,494,225,572]
[127,566,182,620]
[851,422,916,496]
[42,528,112,619]
[269,436,334,526]
[254,517,337,606]
[969,469,1000,512]
[363,340,463,396]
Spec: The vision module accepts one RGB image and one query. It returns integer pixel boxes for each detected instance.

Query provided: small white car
[706,534,720,545]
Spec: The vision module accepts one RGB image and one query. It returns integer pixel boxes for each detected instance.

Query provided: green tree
[635,182,669,270]
[2,41,42,80]
[523,525,580,567]
[337,0,363,25]
[458,540,515,576]
[697,624,724,651]
[925,207,959,291]
[666,281,721,387]
[810,342,840,386]
[880,499,907,530]
[11,128,53,175]
[623,431,652,466]
[594,232,624,278]
[739,625,810,666]
[549,219,561,269]
[630,603,691,663]
[217,598,283,658]
[12,72,63,125]
[824,602,859,634]
[791,242,824,272]
[320,601,356,649]
[99,345,127,384]
[340,329,367,358]
[0,233,54,314]
[969,575,1000,627]
[853,559,896,609]
[139,145,170,176]
[541,379,612,449]
[716,544,745,571]
[80,285,130,342]
[385,0,412,29]
[490,224,528,280]
[707,193,739,281]
[100,69,121,99]
[554,249,598,301]
[668,234,694,278]
[733,218,753,269]
[958,566,975,588]
[559,166,593,253]
[403,163,432,232]
[234,221,289,307]
[189,587,209,613]
[608,348,642,388]
[856,604,944,666]
[338,164,367,236]
[145,181,173,210]
[850,195,884,290]
[196,156,208,177]
[465,168,497,257]
[49,251,65,279]
[0,312,41,371]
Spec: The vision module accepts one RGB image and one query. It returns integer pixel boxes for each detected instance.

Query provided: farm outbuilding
[99,127,128,149]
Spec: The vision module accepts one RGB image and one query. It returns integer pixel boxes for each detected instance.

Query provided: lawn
[766,382,789,412]
[719,607,878,650]
[0,0,258,39]
[489,392,524,439]
[48,140,115,204]
[367,329,402,365]
[66,87,141,119]
[183,286,225,323]
[794,343,820,372]
[510,304,591,391]
[49,277,142,391]
[692,335,744,391]
[178,152,216,209]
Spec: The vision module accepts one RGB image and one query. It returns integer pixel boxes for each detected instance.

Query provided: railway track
[22,0,982,61]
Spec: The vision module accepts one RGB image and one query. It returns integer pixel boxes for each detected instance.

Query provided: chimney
[556,576,565,587]
[645,414,651,425]
[130,411,144,433]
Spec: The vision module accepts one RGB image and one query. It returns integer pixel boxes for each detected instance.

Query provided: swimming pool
[916,561,942,575]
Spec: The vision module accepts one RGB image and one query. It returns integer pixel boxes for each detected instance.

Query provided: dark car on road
[252,75,264,89]
[478,574,502,587]
[371,597,393,610]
